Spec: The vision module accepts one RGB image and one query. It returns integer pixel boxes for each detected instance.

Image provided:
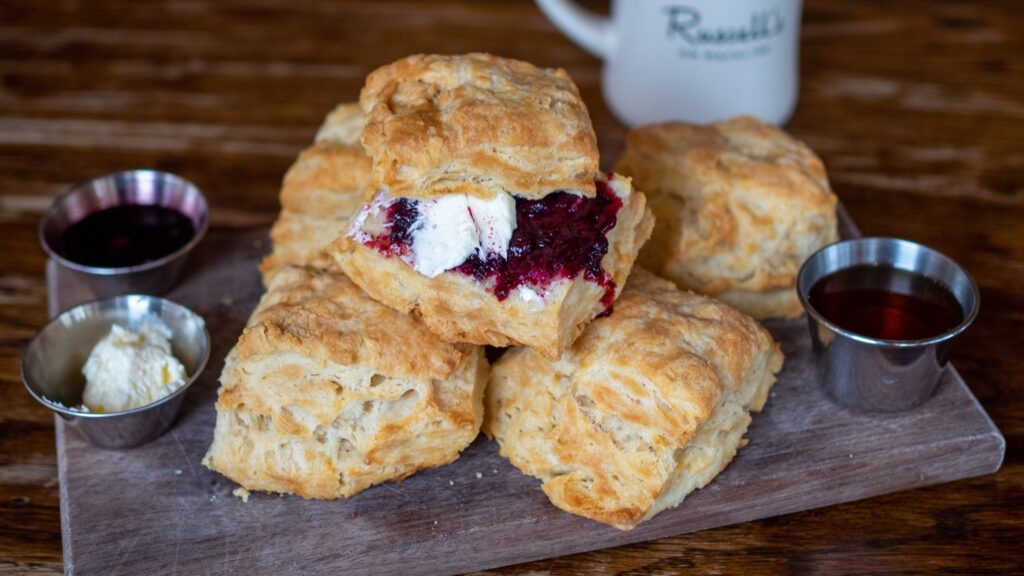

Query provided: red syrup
[807,264,963,340]
[363,180,623,306]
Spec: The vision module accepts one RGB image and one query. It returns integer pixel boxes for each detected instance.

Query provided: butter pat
[348,188,520,278]
[82,320,188,413]
[410,192,517,278]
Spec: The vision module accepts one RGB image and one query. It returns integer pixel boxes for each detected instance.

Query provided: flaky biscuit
[615,116,839,319]
[359,53,599,200]
[331,174,654,360]
[260,103,370,282]
[203,266,487,499]
[484,269,783,530]
[314,101,364,146]
[278,142,372,218]
[260,210,342,276]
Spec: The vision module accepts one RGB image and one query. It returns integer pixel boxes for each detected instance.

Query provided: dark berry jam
[365,198,419,256]
[359,179,623,306]
[456,180,622,304]
[60,204,195,268]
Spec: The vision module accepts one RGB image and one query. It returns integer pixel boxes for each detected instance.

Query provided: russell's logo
[665,5,785,46]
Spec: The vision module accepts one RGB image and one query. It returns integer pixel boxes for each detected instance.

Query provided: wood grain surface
[1,1,1022,574]
[46,220,1003,576]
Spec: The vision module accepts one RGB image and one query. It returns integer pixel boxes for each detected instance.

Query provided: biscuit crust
[278,143,371,218]
[331,174,654,359]
[484,269,783,529]
[262,210,341,274]
[615,116,839,319]
[314,101,364,146]
[203,266,487,499]
[360,53,599,200]
[260,103,371,282]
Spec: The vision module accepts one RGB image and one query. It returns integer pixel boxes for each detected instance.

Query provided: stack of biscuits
[204,100,487,498]
[206,53,838,530]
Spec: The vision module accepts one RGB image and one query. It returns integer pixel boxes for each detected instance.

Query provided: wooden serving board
[50,213,1004,576]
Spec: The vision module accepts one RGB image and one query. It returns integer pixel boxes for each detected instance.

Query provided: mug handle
[534,0,614,59]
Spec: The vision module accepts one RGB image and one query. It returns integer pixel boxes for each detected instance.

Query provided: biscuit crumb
[232,487,250,502]
[221,297,234,307]
[351,511,358,518]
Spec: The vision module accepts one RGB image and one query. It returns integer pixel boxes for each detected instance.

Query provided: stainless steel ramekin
[21,294,210,448]
[797,238,979,412]
[39,170,209,299]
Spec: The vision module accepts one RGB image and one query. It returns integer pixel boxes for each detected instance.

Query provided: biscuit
[260,104,371,281]
[261,210,343,275]
[615,116,839,319]
[203,266,487,499]
[332,173,654,360]
[359,53,599,200]
[315,101,364,146]
[484,269,783,529]
[278,143,372,218]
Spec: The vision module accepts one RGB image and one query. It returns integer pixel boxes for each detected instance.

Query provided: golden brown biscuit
[261,210,341,275]
[278,143,371,218]
[259,104,371,282]
[314,101,364,146]
[359,53,599,200]
[203,266,487,499]
[615,116,839,319]
[484,269,783,530]
[331,173,654,360]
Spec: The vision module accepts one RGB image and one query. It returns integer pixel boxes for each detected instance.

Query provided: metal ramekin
[21,294,210,448]
[39,170,209,299]
[797,238,979,412]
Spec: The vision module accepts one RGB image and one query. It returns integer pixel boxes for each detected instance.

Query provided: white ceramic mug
[535,0,803,126]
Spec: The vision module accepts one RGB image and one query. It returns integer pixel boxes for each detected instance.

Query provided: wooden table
[1,1,1020,573]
